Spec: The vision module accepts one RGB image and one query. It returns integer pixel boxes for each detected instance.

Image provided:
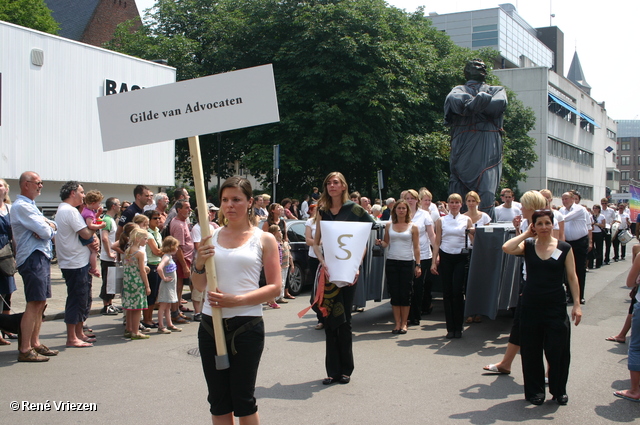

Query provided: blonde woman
[539,189,564,240]
[463,191,491,323]
[431,193,474,338]
[313,172,375,385]
[404,189,436,325]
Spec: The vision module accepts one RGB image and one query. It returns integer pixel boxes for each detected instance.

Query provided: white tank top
[201,227,264,318]
[386,224,414,261]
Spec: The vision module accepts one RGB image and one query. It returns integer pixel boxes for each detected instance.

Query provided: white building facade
[429,4,617,204]
[494,67,617,203]
[0,21,176,210]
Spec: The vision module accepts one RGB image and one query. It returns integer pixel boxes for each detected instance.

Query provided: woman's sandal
[483,364,511,374]
[605,336,625,343]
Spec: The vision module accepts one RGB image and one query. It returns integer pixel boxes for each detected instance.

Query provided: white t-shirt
[601,207,616,229]
[552,210,564,231]
[411,208,433,260]
[55,202,90,269]
[191,222,219,244]
[616,212,630,230]
[592,214,605,233]
[494,205,522,222]
[467,212,491,249]
[440,213,470,254]
[305,218,318,258]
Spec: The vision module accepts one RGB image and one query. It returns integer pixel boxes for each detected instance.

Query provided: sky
[135,0,638,121]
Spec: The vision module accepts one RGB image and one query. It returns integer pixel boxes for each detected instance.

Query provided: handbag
[0,243,16,277]
[106,263,124,294]
[617,229,633,244]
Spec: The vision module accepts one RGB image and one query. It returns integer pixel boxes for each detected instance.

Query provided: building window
[580,117,595,134]
[547,180,593,201]
[621,185,629,193]
[621,171,630,181]
[621,142,631,151]
[547,93,577,125]
[637,155,640,165]
[547,137,594,167]
[637,170,640,180]
[621,155,630,166]
[608,129,617,140]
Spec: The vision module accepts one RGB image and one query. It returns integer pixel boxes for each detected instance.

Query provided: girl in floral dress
[123,228,151,340]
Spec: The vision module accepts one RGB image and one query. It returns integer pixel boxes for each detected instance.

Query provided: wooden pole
[188,135,229,369]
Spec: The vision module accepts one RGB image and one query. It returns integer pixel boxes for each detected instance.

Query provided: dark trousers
[438,251,467,333]
[307,256,323,324]
[410,259,431,322]
[603,230,612,263]
[520,303,571,401]
[325,283,356,379]
[589,232,604,269]
[100,259,116,301]
[62,264,92,325]
[566,235,588,300]
[198,315,264,417]
[386,259,413,306]
[422,258,439,312]
[612,232,627,260]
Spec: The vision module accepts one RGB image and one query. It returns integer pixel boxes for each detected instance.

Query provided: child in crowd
[80,190,107,277]
[156,237,182,333]
[123,228,151,340]
[265,224,284,309]
[112,222,139,257]
[277,225,294,304]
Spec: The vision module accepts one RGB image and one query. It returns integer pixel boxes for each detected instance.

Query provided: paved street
[2,259,640,424]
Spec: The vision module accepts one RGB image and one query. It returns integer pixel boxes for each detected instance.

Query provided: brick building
[616,120,640,193]
[45,0,141,47]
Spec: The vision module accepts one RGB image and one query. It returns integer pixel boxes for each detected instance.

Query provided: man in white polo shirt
[559,192,591,304]
[494,189,522,222]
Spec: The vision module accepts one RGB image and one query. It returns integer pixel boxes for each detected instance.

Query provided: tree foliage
[0,0,59,34]
[107,0,536,201]
[500,89,538,196]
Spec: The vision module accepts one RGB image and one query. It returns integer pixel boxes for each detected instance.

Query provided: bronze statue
[444,59,507,218]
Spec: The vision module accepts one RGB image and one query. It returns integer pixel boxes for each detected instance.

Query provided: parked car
[285,220,311,296]
[260,219,388,302]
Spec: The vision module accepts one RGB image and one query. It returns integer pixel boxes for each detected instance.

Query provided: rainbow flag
[629,184,640,221]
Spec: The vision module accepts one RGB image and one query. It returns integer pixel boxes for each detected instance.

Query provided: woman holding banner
[376,199,421,334]
[313,172,375,385]
[192,177,281,424]
[430,193,474,339]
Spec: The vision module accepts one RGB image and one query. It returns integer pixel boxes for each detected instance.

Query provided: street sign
[610,193,629,200]
[97,64,280,151]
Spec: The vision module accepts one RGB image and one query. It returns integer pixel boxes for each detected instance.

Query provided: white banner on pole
[320,221,372,287]
[97,64,280,151]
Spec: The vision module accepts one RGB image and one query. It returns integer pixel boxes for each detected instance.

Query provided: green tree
[107,0,536,201]
[500,89,538,195]
[0,0,59,34]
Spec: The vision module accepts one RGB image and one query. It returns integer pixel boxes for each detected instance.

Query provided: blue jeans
[629,301,640,372]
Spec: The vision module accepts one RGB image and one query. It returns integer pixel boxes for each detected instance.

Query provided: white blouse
[440,213,470,255]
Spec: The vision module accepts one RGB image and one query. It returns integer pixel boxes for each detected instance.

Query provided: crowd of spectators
[2,172,638,408]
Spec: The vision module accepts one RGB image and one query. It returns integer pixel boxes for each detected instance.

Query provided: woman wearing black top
[313,172,375,385]
[502,209,582,406]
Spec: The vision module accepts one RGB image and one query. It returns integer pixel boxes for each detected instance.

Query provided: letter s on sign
[335,234,353,260]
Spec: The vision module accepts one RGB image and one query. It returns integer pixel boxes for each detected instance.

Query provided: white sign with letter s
[320,221,372,287]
